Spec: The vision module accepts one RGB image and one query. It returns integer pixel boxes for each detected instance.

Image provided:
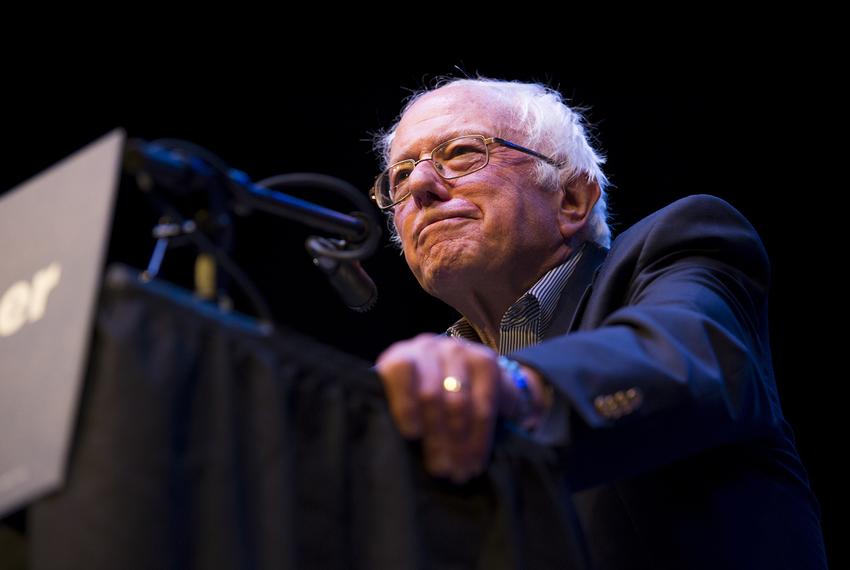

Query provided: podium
[4,264,590,569]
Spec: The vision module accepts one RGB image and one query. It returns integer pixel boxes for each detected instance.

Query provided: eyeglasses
[370,134,565,210]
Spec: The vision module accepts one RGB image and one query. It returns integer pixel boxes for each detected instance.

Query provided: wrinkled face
[389,86,566,298]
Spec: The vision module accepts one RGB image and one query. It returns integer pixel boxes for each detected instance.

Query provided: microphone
[123,139,227,197]
[126,139,382,312]
[312,255,378,313]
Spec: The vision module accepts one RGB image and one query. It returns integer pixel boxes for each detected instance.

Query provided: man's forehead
[390,87,510,161]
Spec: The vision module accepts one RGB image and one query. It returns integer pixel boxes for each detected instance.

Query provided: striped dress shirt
[446,244,586,354]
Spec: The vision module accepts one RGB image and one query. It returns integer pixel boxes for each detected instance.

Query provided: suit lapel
[544,242,608,340]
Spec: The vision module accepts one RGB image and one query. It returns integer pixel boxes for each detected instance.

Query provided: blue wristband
[497,356,533,421]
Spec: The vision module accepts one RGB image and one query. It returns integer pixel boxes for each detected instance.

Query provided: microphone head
[312,256,378,312]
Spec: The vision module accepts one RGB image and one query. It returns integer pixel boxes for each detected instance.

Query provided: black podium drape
[20,264,588,569]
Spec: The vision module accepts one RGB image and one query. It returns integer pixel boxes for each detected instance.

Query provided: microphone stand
[123,139,382,328]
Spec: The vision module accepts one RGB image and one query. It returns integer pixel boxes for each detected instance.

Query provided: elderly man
[371,78,826,568]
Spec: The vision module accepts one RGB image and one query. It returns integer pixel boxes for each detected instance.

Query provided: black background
[2,60,836,561]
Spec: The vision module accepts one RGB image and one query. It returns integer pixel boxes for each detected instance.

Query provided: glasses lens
[433,136,488,178]
[374,136,489,209]
[377,162,414,207]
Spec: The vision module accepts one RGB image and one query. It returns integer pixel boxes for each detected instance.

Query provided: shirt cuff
[527,381,570,446]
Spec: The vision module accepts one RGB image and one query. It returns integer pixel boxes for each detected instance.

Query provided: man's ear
[558,174,601,241]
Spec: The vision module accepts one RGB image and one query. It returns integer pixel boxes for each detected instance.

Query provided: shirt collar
[447,243,587,351]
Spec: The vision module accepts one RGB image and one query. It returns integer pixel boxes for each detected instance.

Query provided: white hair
[373,77,612,249]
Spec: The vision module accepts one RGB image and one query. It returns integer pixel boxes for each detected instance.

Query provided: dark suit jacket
[512,195,827,569]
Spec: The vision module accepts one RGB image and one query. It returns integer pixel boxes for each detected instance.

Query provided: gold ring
[442,376,463,393]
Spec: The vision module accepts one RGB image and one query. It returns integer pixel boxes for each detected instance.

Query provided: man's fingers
[439,351,475,478]
[464,356,500,476]
[441,349,473,438]
[419,343,454,475]
[377,345,425,438]
[376,335,503,483]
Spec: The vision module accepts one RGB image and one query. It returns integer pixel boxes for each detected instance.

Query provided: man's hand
[375,333,546,483]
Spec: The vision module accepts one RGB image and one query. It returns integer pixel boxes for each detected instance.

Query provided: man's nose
[408,158,451,208]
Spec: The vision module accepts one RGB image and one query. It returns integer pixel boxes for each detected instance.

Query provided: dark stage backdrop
[2,63,835,563]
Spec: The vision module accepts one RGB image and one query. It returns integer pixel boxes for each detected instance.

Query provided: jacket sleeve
[511,195,784,490]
